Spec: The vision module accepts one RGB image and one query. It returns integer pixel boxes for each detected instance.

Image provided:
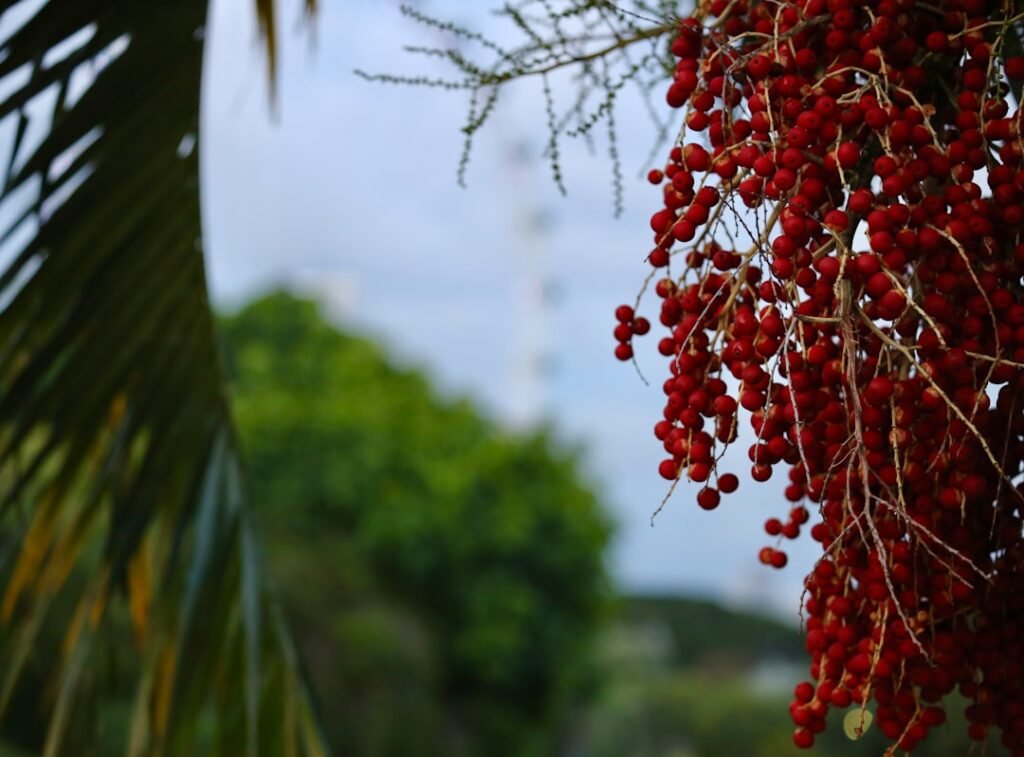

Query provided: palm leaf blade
[0,1,324,754]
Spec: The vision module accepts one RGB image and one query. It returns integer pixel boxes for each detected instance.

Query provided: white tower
[503,136,558,430]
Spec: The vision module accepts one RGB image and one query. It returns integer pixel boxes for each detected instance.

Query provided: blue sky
[200,0,822,617]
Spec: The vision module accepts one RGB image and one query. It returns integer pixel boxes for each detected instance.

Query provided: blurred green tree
[221,291,613,757]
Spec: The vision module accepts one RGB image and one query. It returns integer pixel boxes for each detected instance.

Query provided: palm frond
[0,1,324,753]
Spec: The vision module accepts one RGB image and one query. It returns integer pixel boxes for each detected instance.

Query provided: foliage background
[221,291,612,756]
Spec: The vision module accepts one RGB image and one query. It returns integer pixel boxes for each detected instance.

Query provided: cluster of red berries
[616,0,1024,751]
[613,304,650,361]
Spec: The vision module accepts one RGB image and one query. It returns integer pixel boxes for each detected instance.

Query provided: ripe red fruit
[1008,56,1024,80]
[752,155,774,177]
[865,376,894,404]
[866,272,892,298]
[712,395,738,415]
[688,462,710,482]
[848,189,874,214]
[815,256,840,282]
[695,186,720,207]
[696,487,720,510]
[672,171,695,192]
[683,144,710,172]
[814,96,836,117]
[665,83,688,108]
[649,209,673,234]
[879,289,907,313]
[873,155,898,178]
[714,156,737,179]
[925,30,948,51]
[793,728,814,749]
[718,473,739,493]
[648,248,670,267]
[671,221,694,243]
[774,168,797,191]
[658,459,679,480]
[864,107,889,130]
[615,8,1024,753]
[746,54,772,79]
[794,681,815,703]
[740,390,764,412]
[836,142,860,168]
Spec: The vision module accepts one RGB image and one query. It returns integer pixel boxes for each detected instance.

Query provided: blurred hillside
[581,595,984,757]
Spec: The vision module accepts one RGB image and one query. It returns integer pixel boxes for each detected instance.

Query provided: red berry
[683,144,710,172]
[718,473,739,493]
[746,54,772,79]
[1007,56,1024,80]
[658,459,679,480]
[794,681,815,703]
[836,142,860,168]
[793,728,814,749]
[697,487,721,510]
[868,376,892,405]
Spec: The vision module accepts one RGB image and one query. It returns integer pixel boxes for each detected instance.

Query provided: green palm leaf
[0,1,324,754]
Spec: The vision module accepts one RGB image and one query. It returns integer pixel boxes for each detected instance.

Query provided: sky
[200,0,823,617]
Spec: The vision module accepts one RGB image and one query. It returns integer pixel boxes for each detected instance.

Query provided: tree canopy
[221,291,613,756]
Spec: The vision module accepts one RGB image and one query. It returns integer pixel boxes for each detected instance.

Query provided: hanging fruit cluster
[617,0,1024,751]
